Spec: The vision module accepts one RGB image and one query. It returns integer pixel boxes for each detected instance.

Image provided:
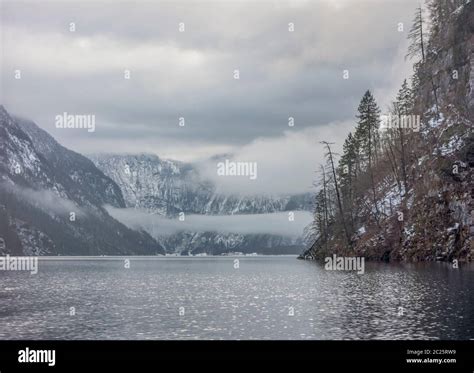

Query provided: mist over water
[0,257,472,340]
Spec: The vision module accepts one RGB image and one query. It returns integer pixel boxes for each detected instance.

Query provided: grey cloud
[106,205,312,237]
[2,183,85,217]
[1,0,417,193]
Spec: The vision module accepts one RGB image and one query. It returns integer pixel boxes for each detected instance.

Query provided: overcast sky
[1,0,417,195]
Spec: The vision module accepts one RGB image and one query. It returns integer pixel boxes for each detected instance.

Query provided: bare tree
[321,141,351,248]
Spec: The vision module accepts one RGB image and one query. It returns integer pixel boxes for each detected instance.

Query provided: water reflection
[0,257,472,340]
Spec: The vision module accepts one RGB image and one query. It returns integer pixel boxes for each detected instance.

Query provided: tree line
[306,0,467,255]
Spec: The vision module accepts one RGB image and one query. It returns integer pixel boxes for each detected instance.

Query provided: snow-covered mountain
[91,153,314,254]
[0,106,164,255]
[0,104,313,256]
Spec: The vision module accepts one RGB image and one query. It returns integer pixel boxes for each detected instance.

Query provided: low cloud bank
[2,182,85,217]
[106,206,312,238]
[195,123,354,195]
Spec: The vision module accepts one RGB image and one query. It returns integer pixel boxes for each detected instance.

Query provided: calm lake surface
[0,256,473,340]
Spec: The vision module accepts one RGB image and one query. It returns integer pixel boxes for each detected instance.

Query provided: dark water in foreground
[0,256,472,340]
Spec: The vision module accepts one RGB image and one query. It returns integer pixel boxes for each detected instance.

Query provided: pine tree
[407,4,440,119]
[339,132,359,182]
[355,90,381,221]
[394,79,413,193]
[356,91,381,166]
[338,132,359,230]
[407,6,426,62]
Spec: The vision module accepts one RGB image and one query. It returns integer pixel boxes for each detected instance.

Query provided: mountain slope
[17,117,126,209]
[302,0,474,262]
[0,106,164,255]
[91,153,313,254]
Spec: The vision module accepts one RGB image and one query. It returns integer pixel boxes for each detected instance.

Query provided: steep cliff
[303,1,473,262]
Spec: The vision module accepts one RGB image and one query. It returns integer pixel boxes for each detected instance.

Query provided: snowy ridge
[91,153,314,254]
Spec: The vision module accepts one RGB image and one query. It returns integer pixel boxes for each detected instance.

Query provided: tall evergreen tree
[407,6,426,61]
[394,79,413,193]
[355,90,381,221]
[338,132,359,230]
[407,3,440,118]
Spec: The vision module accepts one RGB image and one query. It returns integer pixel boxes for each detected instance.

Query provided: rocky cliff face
[0,107,164,255]
[303,1,473,262]
[91,153,313,254]
[399,0,474,261]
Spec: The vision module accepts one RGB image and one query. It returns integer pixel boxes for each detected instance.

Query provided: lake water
[0,256,473,340]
